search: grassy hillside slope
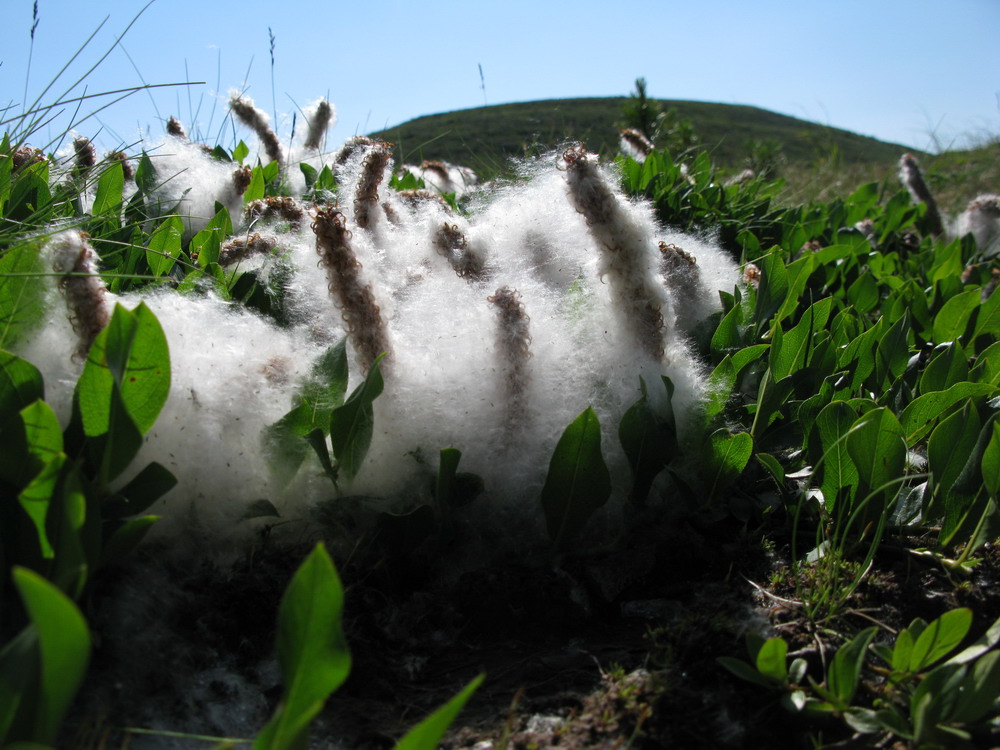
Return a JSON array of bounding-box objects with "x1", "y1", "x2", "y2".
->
[{"x1": 370, "y1": 97, "x2": 915, "y2": 174}]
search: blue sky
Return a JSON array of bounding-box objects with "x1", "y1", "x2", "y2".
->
[{"x1": 3, "y1": 0, "x2": 998, "y2": 155}]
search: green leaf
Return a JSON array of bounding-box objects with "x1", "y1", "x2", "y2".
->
[
  {"x1": 828, "y1": 627, "x2": 876, "y2": 706},
  {"x1": 921, "y1": 343, "x2": 969, "y2": 396},
  {"x1": 0, "y1": 351, "x2": 43, "y2": 421},
  {"x1": 983, "y1": 422, "x2": 1000, "y2": 497},
  {"x1": 927, "y1": 402, "x2": 981, "y2": 516},
  {"x1": 755, "y1": 637, "x2": 788, "y2": 683},
  {"x1": 874, "y1": 312, "x2": 911, "y2": 387},
  {"x1": 145, "y1": 215, "x2": 184, "y2": 277},
  {"x1": 244, "y1": 167, "x2": 265, "y2": 204},
  {"x1": 846, "y1": 407, "x2": 906, "y2": 509},
  {"x1": 190, "y1": 205, "x2": 232, "y2": 268},
  {"x1": 76, "y1": 302, "x2": 171, "y2": 437},
  {"x1": 253, "y1": 543, "x2": 351, "y2": 750},
  {"x1": 770, "y1": 298, "x2": 832, "y2": 381},
  {"x1": 933, "y1": 289, "x2": 979, "y2": 344},
  {"x1": 12, "y1": 567, "x2": 90, "y2": 745},
  {"x1": 0, "y1": 628, "x2": 35, "y2": 745},
  {"x1": 540, "y1": 407, "x2": 612, "y2": 550},
  {"x1": 909, "y1": 609, "x2": 973, "y2": 673},
  {"x1": 946, "y1": 615, "x2": 1000, "y2": 665},
  {"x1": 19, "y1": 400, "x2": 63, "y2": 469},
  {"x1": 300, "y1": 339, "x2": 350, "y2": 430},
  {"x1": 717, "y1": 656, "x2": 779, "y2": 689},
  {"x1": 300, "y1": 163, "x2": 317, "y2": 189},
  {"x1": 103, "y1": 462, "x2": 177, "y2": 519},
  {"x1": 951, "y1": 650, "x2": 1000, "y2": 723},
  {"x1": 619, "y1": 379, "x2": 678, "y2": 505},
  {"x1": 707, "y1": 429, "x2": 753, "y2": 499},
  {"x1": 754, "y1": 252, "x2": 789, "y2": 331},
  {"x1": 329, "y1": 354, "x2": 385, "y2": 479},
  {"x1": 242, "y1": 499, "x2": 281, "y2": 521},
  {"x1": 900, "y1": 382, "x2": 998, "y2": 444},
  {"x1": 0, "y1": 242, "x2": 49, "y2": 350},
  {"x1": 100, "y1": 515, "x2": 159, "y2": 566},
  {"x1": 971, "y1": 341, "x2": 1000, "y2": 384},
  {"x1": 391, "y1": 674, "x2": 484, "y2": 750},
  {"x1": 846, "y1": 271, "x2": 879, "y2": 314},
  {"x1": 91, "y1": 161, "x2": 124, "y2": 219},
  {"x1": 814, "y1": 401, "x2": 859, "y2": 510},
  {"x1": 233, "y1": 140, "x2": 250, "y2": 165},
  {"x1": 18, "y1": 454, "x2": 66, "y2": 560},
  {"x1": 973, "y1": 284, "x2": 1000, "y2": 339},
  {"x1": 134, "y1": 152, "x2": 157, "y2": 194}
]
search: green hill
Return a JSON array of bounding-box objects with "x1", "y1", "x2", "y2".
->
[{"x1": 370, "y1": 97, "x2": 916, "y2": 176}]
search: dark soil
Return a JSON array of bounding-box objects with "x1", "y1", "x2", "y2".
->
[{"x1": 68, "y1": 516, "x2": 1000, "y2": 750}]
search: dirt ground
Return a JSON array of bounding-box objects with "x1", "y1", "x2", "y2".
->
[{"x1": 70, "y1": 513, "x2": 1000, "y2": 750}]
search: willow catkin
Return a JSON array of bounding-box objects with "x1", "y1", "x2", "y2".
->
[
  {"x1": 658, "y1": 241, "x2": 703, "y2": 334},
  {"x1": 229, "y1": 93, "x2": 282, "y2": 166},
  {"x1": 107, "y1": 151, "x2": 134, "y2": 181},
  {"x1": 12, "y1": 146, "x2": 45, "y2": 171},
  {"x1": 489, "y1": 286, "x2": 532, "y2": 433},
  {"x1": 49, "y1": 231, "x2": 110, "y2": 359},
  {"x1": 304, "y1": 98, "x2": 334, "y2": 151},
  {"x1": 312, "y1": 206, "x2": 392, "y2": 373},
  {"x1": 218, "y1": 233, "x2": 278, "y2": 266},
  {"x1": 899, "y1": 153, "x2": 943, "y2": 237},
  {"x1": 166, "y1": 116, "x2": 188, "y2": 140},
  {"x1": 246, "y1": 197, "x2": 305, "y2": 230},
  {"x1": 956, "y1": 194, "x2": 1000, "y2": 256},
  {"x1": 432, "y1": 222, "x2": 488, "y2": 282},
  {"x1": 353, "y1": 142, "x2": 393, "y2": 231},
  {"x1": 619, "y1": 128, "x2": 653, "y2": 163},
  {"x1": 562, "y1": 145, "x2": 667, "y2": 360},
  {"x1": 334, "y1": 136, "x2": 378, "y2": 166},
  {"x1": 73, "y1": 136, "x2": 96, "y2": 175}
]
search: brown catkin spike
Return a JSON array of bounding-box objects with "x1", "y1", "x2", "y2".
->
[
  {"x1": 489, "y1": 286, "x2": 532, "y2": 432},
  {"x1": 12, "y1": 146, "x2": 45, "y2": 171},
  {"x1": 957, "y1": 194, "x2": 1000, "y2": 255},
  {"x1": 562, "y1": 145, "x2": 666, "y2": 360},
  {"x1": 899, "y1": 153, "x2": 943, "y2": 237},
  {"x1": 353, "y1": 142, "x2": 392, "y2": 231},
  {"x1": 304, "y1": 99, "x2": 333, "y2": 151},
  {"x1": 431, "y1": 222, "x2": 488, "y2": 282},
  {"x1": 312, "y1": 206, "x2": 392, "y2": 373},
  {"x1": 658, "y1": 242, "x2": 703, "y2": 335},
  {"x1": 166, "y1": 116, "x2": 188, "y2": 140},
  {"x1": 246, "y1": 197, "x2": 305, "y2": 230},
  {"x1": 334, "y1": 136, "x2": 378, "y2": 166},
  {"x1": 232, "y1": 166, "x2": 253, "y2": 196},
  {"x1": 107, "y1": 151, "x2": 134, "y2": 181},
  {"x1": 619, "y1": 128, "x2": 653, "y2": 162},
  {"x1": 398, "y1": 189, "x2": 451, "y2": 212},
  {"x1": 49, "y1": 231, "x2": 110, "y2": 359},
  {"x1": 73, "y1": 136, "x2": 96, "y2": 174},
  {"x1": 218, "y1": 233, "x2": 279, "y2": 266},
  {"x1": 229, "y1": 94, "x2": 283, "y2": 166}
]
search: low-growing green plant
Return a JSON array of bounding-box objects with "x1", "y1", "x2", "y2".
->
[{"x1": 719, "y1": 609, "x2": 1000, "y2": 748}]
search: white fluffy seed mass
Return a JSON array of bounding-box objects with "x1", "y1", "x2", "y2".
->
[{"x1": 24, "y1": 143, "x2": 741, "y2": 552}]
